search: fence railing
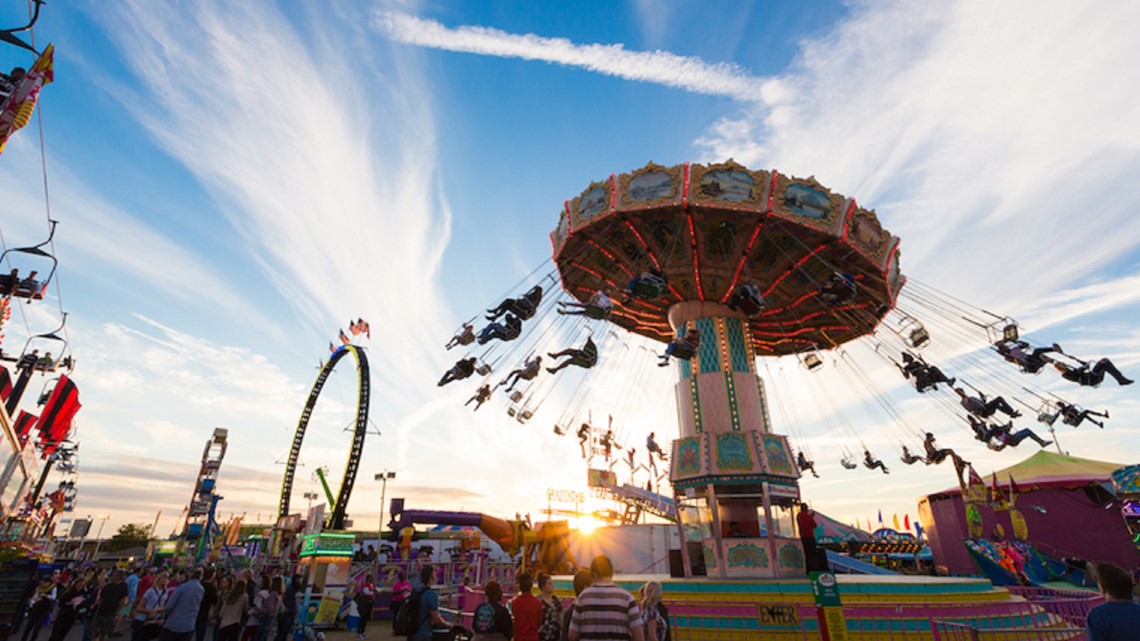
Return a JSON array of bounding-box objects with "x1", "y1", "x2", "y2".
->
[
  {"x1": 932, "y1": 620, "x2": 1085, "y2": 641},
  {"x1": 665, "y1": 594, "x2": 1096, "y2": 641}
]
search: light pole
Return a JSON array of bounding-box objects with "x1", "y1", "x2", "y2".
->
[
  {"x1": 90, "y1": 514, "x2": 111, "y2": 561},
  {"x1": 303, "y1": 492, "x2": 319, "y2": 510},
  {"x1": 375, "y1": 471, "x2": 396, "y2": 543}
]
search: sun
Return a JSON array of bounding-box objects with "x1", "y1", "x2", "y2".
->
[{"x1": 577, "y1": 515, "x2": 599, "y2": 535}]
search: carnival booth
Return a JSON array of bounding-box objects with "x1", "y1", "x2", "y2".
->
[{"x1": 298, "y1": 532, "x2": 354, "y2": 626}]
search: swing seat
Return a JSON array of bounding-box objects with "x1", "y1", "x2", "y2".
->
[
  {"x1": 508, "y1": 391, "x2": 523, "y2": 403},
  {"x1": 519, "y1": 410, "x2": 533, "y2": 421},
  {"x1": 907, "y1": 327, "x2": 930, "y2": 349},
  {"x1": 475, "y1": 363, "x2": 492, "y2": 376},
  {"x1": 801, "y1": 353, "x2": 823, "y2": 371},
  {"x1": 506, "y1": 407, "x2": 517, "y2": 417},
  {"x1": 840, "y1": 458, "x2": 857, "y2": 470},
  {"x1": 584, "y1": 305, "x2": 612, "y2": 320},
  {"x1": 736, "y1": 297, "x2": 765, "y2": 317},
  {"x1": 1038, "y1": 412, "x2": 1056, "y2": 425},
  {"x1": 1001, "y1": 323, "x2": 1019, "y2": 342},
  {"x1": 631, "y1": 278, "x2": 666, "y2": 299},
  {"x1": 571, "y1": 355, "x2": 598, "y2": 369},
  {"x1": 670, "y1": 344, "x2": 696, "y2": 361}
]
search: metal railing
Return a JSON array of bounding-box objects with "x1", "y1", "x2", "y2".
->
[
  {"x1": 665, "y1": 594, "x2": 1097, "y2": 641},
  {"x1": 932, "y1": 620, "x2": 1085, "y2": 641}
]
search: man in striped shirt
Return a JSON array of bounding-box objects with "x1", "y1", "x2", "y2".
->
[{"x1": 568, "y1": 555, "x2": 645, "y2": 641}]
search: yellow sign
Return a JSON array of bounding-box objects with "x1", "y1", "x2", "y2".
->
[
  {"x1": 822, "y1": 606, "x2": 848, "y2": 641},
  {"x1": 313, "y1": 587, "x2": 343, "y2": 625}
]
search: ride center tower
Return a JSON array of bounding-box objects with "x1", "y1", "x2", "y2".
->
[{"x1": 551, "y1": 161, "x2": 905, "y2": 578}]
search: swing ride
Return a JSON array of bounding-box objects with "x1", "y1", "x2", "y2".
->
[{"x1": 436, "y1": 159, "x2": 1134, "y2": 584}]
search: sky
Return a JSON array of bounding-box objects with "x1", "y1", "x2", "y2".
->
[{"x1": 0, "y1": 0, "x2": 1138, "y2": 543}]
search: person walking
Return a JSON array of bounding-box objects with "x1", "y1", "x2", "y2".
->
[
  {"x1": 537, "y1": 573, "x2": 562, "y2": 641},
  {"x1": 132, "y1": 572, "x2": 169, "y2": 641},
  {"x1": 510, "y1": 574, "x2": 541, "y2": 641},
  {"x1": 389, "y1": 573, "x2": 411, "y2": 633},
  {"x1": 161, "y1": 569, "x2": 204, "y2": 641},
  {"x1": 409, "y1": 565, "x2": 451, "y2": 641},
  {"x1": 636, "y1": 582, "x2": 668, "y2": 641},
  {"x1": 93, "y1": 571, "x2": 129, "y2": 641},
  {"x1": 274, "y1": 576, "x2": 299, "y2": 641},
  {"x1": 560, "y1": 571, "x2": 592, "y2": 641},
  {"x1": 568, "y1": 556, "x2": 644, "y2": 641},
  {"x1": 1086, "y1": 561, "x2": 1140, "y2": 641},
  {"x1": 20, "y1": 578, "x2": 57, "y2": 641},
  {"x1": 471, "y1": 580, "x2": 512, "y2": 641},
  {"x1": 215, "y1": 580, "x2": 248, "y2": 641},
  {"x1": 797, "y1": 502, "x2": 820, "y2": 572}
]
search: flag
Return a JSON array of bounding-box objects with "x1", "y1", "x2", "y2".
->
[
  {"x1": 33, "y1": 375, "x2": 80, "y2": 451},
  {"x1": 0, "y1": 44, "x2": 53, "y2": 155},
  {"x1": 915, "y1": 521, "x2": 924, "y2": 538},
  {"x1": 966, "y1": 464, "x2": 988, "y2": 504},
  {"x1": 13, "y1": 411, "x2": 36, "y2": 446},
  {"x1": 877, "y1": 510, "x2": 883, "y2": 525},
  {"x1": 904, "y1": 514, "x2": 910, "y2": 531},
  {"x1": 328, "y1": 342, "x2": 336, "y2": 354},
  {"x1": 893, "y1": 514, "x2": 900, "y2": 531},
  {"x1": 358, "y1": 318, "x2": 371, "y2": 339},
  {"x1": 991, "y1": 471, "x2": 1007, "y2": 506},
  {"x1": 0, "y1": 364, "x2": 10, "y2": 402},
  {"x1": 338, "y1": 329, "x2": 350, "y2": 345},
  {"x1": 1008, "y1": 474, "x2": 1020, "y2": 499}
]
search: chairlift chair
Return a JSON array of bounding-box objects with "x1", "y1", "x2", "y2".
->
[
  {"x1": 15, "y1": 314, "x2": 68, "y2": 374},
  {"x1": 0, "y1": 220, "x2": 58, "y2": 302}
]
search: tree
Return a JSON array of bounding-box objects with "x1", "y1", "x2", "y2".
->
[{"x1": 104, "y1": 523, "x2": 151, "y2": 552}]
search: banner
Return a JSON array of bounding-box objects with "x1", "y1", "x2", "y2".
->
[{"x1": 0, "y1": 44, "x2": 53, "y2": 154}]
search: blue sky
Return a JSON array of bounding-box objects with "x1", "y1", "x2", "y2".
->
[{"x1": 1, "y1": 1, "x2": 1138, "y2": 539}]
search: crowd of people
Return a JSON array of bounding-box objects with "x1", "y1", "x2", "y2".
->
[
  {"x1": 12, "y1": 565, "x2": 311, "y2": 641},
  {"x1": 465, "y1": 555, "x2": 667, "y2": 641}
]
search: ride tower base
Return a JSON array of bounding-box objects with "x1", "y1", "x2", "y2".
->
[{"x1": 666, "y1": 302, "x2": 805, "y2": 579}]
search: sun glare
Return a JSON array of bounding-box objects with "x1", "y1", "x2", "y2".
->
[{"x1": 577, "y1": 515, "x2": 598, "y2": 535}]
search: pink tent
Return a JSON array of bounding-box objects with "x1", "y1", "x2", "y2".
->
[{"x1": 918, "y1": 450, "x2": 1138, "y2": 575}]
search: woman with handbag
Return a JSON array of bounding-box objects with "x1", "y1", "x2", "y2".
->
[{"x1": 132, "y1": 572, "x2": 169, "y2": 641}]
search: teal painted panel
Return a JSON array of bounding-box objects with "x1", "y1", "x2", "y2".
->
[
  {"x1": 696, "y1": 317, "x2": 720, "y2": 373},
  {"x1": 725, "y1": 317, "x2": 752, "y2": 372}
]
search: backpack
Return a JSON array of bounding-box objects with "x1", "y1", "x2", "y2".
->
[
  {"x1": 471, "y1": 602, "x2": 496, "y2": 633},
  {"x1": 393, "y1": 587, "x2": 425, "y2": 636}
]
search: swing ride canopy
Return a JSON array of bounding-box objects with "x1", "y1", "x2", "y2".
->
[{"x1": 550, "y1": 160, "x2": 905, "y2": 356}]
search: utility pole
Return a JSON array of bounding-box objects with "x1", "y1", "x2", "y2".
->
[
  {"x1": 375, "y1": 471, "x2": 396, "y2": 543},
  {"x1": 90, "y1": 515, "x2": 111, "y2": 560}
]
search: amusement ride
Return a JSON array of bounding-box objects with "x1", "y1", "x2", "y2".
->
[{"x1": 431, "y1": 159, "x2": 1134, "y2": 577}]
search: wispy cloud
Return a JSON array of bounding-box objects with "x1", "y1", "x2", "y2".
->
[
  {"x1": 375, "y1": 10, "x2": 771, "y2": 102},
  {"x1": 693, "y1": 1, "x2": 1140, "y2": 305},
  {"x1": 95, "y1": 0, "x2": 454, "y2": 406}
]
